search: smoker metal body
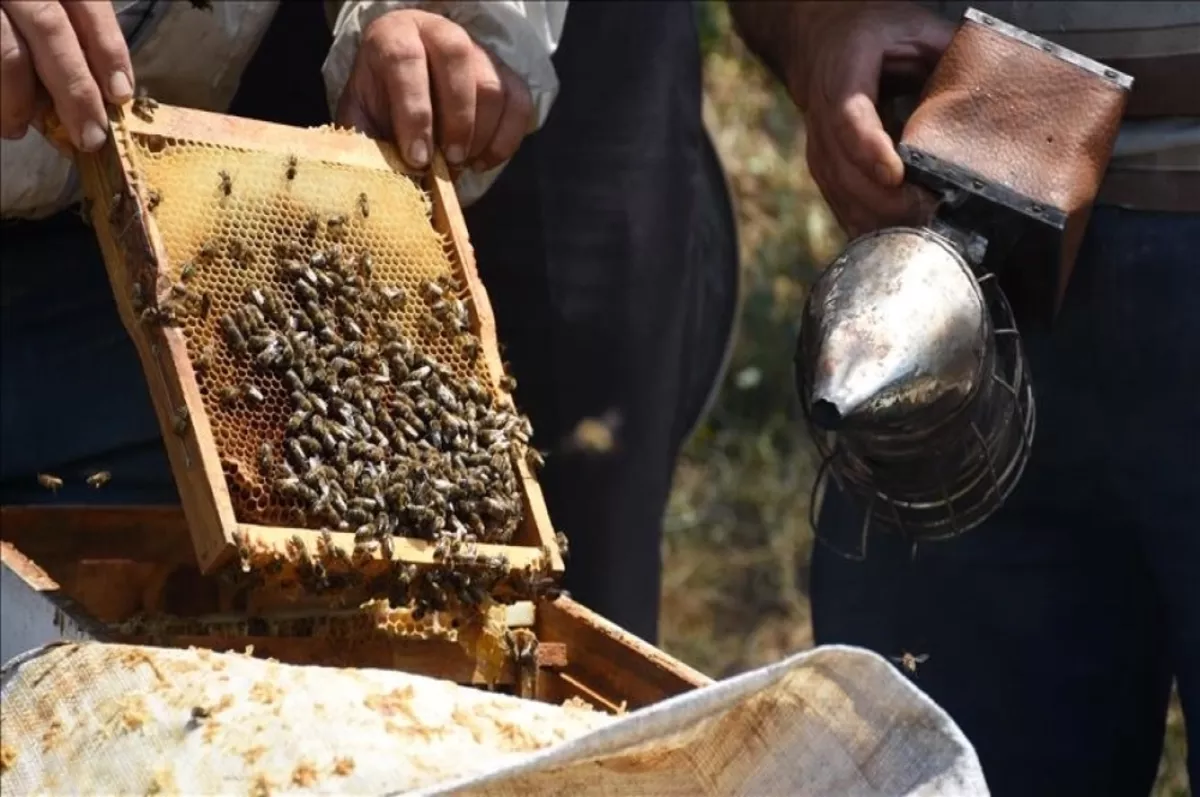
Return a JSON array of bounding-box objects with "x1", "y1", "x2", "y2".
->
[{"x1": 795, "y1": 8, "x2": 1131, "y2": 553}]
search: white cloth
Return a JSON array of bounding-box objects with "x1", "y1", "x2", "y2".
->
[{"x1": 0, "y1": 641, "x2": 989, "y2": 796}]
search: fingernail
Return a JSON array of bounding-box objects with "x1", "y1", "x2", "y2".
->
[
  {"x1": 109, "y1": 71, "x2": 133, "y2": 102},
  {"x1": 445, "y1": 144, "x2": 465, "y2": 165},
  {"x1": 80, "y1": 120, "x2": 108, "y2": 152},
  {"x1": 408, "y1": 139, "x2": 429, "y2": 168}
]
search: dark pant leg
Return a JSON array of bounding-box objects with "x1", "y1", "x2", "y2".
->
[
  {"x1": 811, "y1": 206, "x2": 1197, "y2": 797},
  {"x1": 0, "y1": 214, "x2": 177, "y2": 505},
  {"x1": 1098, "y1": 210, "x2": 1200, "y2": 788}
]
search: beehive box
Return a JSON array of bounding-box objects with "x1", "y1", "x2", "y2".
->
[
  {"x1": 55, "y1": 100, "x2": 562, "y2": 588},
  {"x1": 0, "y1": 508, "x2": 710, "y2": 710}
]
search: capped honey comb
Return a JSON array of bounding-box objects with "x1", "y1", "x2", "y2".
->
[{"x1": 65, "y1": 101, "x2": 562, "y2": 580}]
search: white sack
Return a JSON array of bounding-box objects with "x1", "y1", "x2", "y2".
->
[{"x1": 0, "y1": 642, "x2": 988, "y2": 796}]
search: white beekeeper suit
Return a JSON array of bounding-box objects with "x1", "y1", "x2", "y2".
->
[{"x1": 0, "y1": 0, "x2": 568, "y2": 221}]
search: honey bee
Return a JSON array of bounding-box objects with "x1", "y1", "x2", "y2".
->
[
  {"x1": 198, "y1": 292, "x2": 212, "y2": 320},
  {"x1": 193, "y1": 345, "x2": 213, "y2": 372},
  {"x1": 220, "y1": 315, "x2": 246, "y2": 353},
  {"x1": 86, "y1": 470, "x2": 112, "y2": 489},
  {"x1": 326, "y1": 214, "x2": 348, "y2": 242},
  {"x1": 131, "y1": 89, "x2": 158, "y2": 122},
  {"x1": 242, "y1": 383, "x2": 265, "y2": 407},
  {"x1": 554, "y1": 530, "x2": 569, "y2": 560},
  {"x1": 218, "y1": 385, "x2": 241, "y2": 408},
  {"x1": 499, "y1": 374, "x2": 517, "y2": 392},
  {"x1": 77, "y1": 196, "x2": 94, "y2": 226},
  {"x1": 228, "y1": 238, "x2": 253, "y2": 267},
  {"x1": 179, "y1": 262, "x2": 196, "y2": 282},
  {"x1": 303, "y1": 214, "x2": 320, "y2": 239},
  {"x1": 37, "y1": 473, "x2": 64, "y2": 492},
  {"x1": 357, "y1": 192, "x2": 369, "y2": 218},
  {"x1": 258, "y1": 443, "x2": 273, "y2": 474},
  {"x1": 146, "y1": 188, "x2": 161, "y2": 211},
  {"x1": 218, "y1": 169, "x2": 232, "y2": 196},
  {"x1": 525, "y1": 446, "x2": 545, "y2": 472},
  {"x1": 892, "y1": 652, "x2": 930, "y2": 675},
  {"x1": 285, "y1": 155, "x2": 298, "y2": 181},
  {"x1": 172, "y1": 405, "x2": 190, "y2": 436},
  {"x1": 198, "y1": 239, "x2": 219, "y2": 262}
]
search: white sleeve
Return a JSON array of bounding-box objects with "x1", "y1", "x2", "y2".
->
[{"x1": 322, "y1": 1, "x2": 568, "y2": 207}]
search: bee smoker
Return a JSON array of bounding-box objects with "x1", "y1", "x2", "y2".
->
[{"x1": 795, "y1": 8, "x2": 1132, "y2": 554}]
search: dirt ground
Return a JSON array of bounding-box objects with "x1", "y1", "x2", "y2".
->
[{"x1": 657, "y1": 5, "x2": 1190, "y2": 795}]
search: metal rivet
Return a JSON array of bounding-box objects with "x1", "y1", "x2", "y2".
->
[
  {"x1": 972, "y1": 179, "x2": 984, "y2": 190},
  {"x1": 1104, "y1": 69, "x2": 1118, "y2": 79},
  {"x1": 1029, "y1": 204, "x2": 1042, "y2": 214},
  {"x1": 983, "y1": 16, "x2": 994, "y2": 25},
  {"x1": 1041, "y1": 43, "x2": 1053, "y2": 52}
]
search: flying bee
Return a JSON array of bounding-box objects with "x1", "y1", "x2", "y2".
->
[
  {"x1": 86, "y1": 470, "x2": 112, "y2": 489},
  {"x1": 145, "y1": 188, "x2": 161, "y2": 212},
  {"x1": 357, "y1": 192, "x2": 369, "y2": 218},
  {"x1": 218, "y1": 169, "x2": 232, "y2": 196},
  {"x1": 37, "y1": 473, "x2": 63, "y2": 492},
  {"x1": 285, "y1": 155, "x2": 298, "y2": 181},
  {"x1": 172, "y1": 405, "x2": 190, "y2": 436},
  {"x1": 130, "y1": 282, "x2": 146, "y2": 314},
  {"x1": 525, "y1": 446, "x2": 545, "y2": 472},
  {"x1": 892, "y1": 652, "x2": 930, "y2": 675},
  {"x1": 77, "y1": 196, "x2": 94, "y2": 226},
  {"x1": 242, "y1": 383, "x2": 265, "y2": 407}
]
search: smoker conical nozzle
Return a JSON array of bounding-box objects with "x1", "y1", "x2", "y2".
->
[{"x1": 797, "y1": 228, "x2": 990, "y2": 431}]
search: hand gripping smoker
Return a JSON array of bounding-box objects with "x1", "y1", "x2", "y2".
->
[{"x1": 795, "y1": 8, "x2": 1132, "y2": 556}]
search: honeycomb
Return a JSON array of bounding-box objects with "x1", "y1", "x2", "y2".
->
[{"x1": 75, "y1": 101, "x2": 556, "y2": 568}]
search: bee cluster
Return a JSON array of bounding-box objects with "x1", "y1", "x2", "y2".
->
[{"x1": 202, "y1": 216, "x2": 541, "y2": 568}]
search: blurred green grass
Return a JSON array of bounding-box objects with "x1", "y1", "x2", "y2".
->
[{"x1": 658, "y1": 4, "x2": 1189, "y2": 794}]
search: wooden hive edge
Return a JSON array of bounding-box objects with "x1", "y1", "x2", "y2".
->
[{"x1": 68, "y1": 101, "x2": 562, "y2": 577}]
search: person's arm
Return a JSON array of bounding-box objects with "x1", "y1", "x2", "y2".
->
[
  {"x1": 728, "y1": 1, "x2": 953, "y2": 237},
  {"x1": 320, "y1": 0, "x2": 566, "y2": 206},
  {"x1": 728, "y1": 2, "x2": 817, "y2": 102}
]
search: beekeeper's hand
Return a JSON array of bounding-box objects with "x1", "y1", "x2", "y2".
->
[
  {"x1": 783, "y1": 2, "x2": 953, "y2": 238},
  {"x1": 0, "y1": 1, "x2": 133, "y2": 149},
  {"x1": 338, "y1": 9, "x2": 534, "y2": 173}
]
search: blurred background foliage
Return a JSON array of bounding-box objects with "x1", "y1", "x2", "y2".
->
[{"x1": 659, "y1": 3, "x2": 1188, "y2": 794}]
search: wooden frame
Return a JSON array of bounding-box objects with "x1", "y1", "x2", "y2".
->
[
  {"x1": 0, "y1": 507, "x2": 710, "y2": 711},
  {"x1": 57, "y1": 102, "x2": 562, "y2": 578}
]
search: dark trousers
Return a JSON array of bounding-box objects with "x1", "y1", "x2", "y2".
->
[{"x1": 813, "y1": 205, "x2": 1200, "y2": 796}]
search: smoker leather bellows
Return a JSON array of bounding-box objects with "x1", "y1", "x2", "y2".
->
[{"x1": 796, "y1": 8, "x2": 1132, "y2": 551}]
